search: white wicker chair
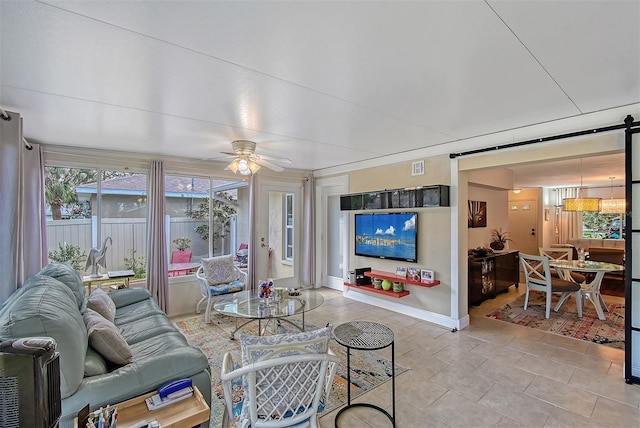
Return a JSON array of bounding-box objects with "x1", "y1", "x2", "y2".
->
[
  {"x1": 196, "y1": 264, "x2": 247, "y2": 323},
  {"x1": 221, "y1": 350, "x2": 340, "y2": 428}
]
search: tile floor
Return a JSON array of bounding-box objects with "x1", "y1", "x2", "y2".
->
[{"x1": 303, "y1": 286, "x2": 639, "y2": 428}]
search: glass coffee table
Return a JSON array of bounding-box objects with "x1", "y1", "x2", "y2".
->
[{"x1": 213, "y1": 288, "x2": 324, "y2": 339}]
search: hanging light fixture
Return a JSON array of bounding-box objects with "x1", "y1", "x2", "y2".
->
[
  {"x1": 600, "y1": 176, "x2": 626, "y2": 213},
  {"x1": 562, "y1": 159, "x2": 601, "y2": 212},
  {"x1": 226, "y1": 156, "x2": 260, "y2": 175}
]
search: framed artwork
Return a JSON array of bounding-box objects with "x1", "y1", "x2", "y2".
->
[
  {"x1": 396, "y1": 267, "x2": 407, "y2": 278},
  {"x1": 468, "y1": 200, "x2": 487, "y2": 228},
  {"x1": 421, "y1": 269, "x2": 434, "y2": 283},
  {"x1": 407, "y1": 267, "x2": 421, "y2": 282}
]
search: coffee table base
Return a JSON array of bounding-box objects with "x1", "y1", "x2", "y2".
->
[{"x1": 228, "y1": 313, "x2": 307, "y2": 339}]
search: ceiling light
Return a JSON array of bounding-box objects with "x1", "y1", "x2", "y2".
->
[
  {"x1": 600, "y1": 176, "x2": 626, "y2": 214},
  {"x1": 562, "y1": 159, "x2": 601, "y2": 212},
  {"x1": 226, "y1": 157, "x2": 261, "y2": 176},
  {"x1": 512, "y1": 189, "x2": 522, "y2": 194}
]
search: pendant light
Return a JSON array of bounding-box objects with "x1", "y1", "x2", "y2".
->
[
  {"x1": 600, "y1": 176, "x2": 626, "y2": 213},
  {"x1": 562, "y1": 159, "x2": 601, "y2": 212}
]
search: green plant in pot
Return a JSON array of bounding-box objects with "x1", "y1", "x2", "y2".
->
[{"x1": 489, "y1": 228, "x2": 512, "y2": 251}]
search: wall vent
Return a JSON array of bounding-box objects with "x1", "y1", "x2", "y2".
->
[{"x1": 412, "y1": 161, "x2": 425, "y2": 176}]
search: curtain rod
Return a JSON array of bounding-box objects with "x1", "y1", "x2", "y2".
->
[
  {"x1": 449, "y1": 115, "x2": 638, "y2": 159},
  {"x1": 0, "y1": 107, "x2": 33, "y2": 150}
]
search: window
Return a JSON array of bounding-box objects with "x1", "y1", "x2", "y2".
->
[
  {"x1": 45, "y1": 167, "x2": 148, "y2": 281},
  {"x1": 582, "y1": 212, "x2": 625, "y2": 239},
  {"x1": 165, "y1": 175, "x2": 249, "y2": 275},
  {"x1": 284, "y1": 193, "x2": 293, "y2": 261}
]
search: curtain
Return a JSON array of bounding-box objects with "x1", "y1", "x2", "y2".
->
[
  {"x1": 557, "y1": 187, "x2": 581, "y2": 244},
  {"x1": 247, "y1": 173, "x2": 260, "y2": 290},
  {"x1": 146, "y1": 160, "x2": 169, "y2": 312},
  {"x1": 0, "y1": 111, "x2": 47, "y2": 302},
  {"x1": 301, "y1": 177, "x2": 315, "y2": 287}
]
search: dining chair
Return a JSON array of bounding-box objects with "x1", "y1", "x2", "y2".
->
[
  {"x1": 538, "y1": 247, "x2": 586, "y2": 284},
  {"x1": 520, "y1": 253, "x2": 583, "y2": 319}
]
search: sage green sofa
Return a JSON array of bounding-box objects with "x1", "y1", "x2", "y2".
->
[{"x1": 0, "y1": 263, "x2": 211, "y2": 428}]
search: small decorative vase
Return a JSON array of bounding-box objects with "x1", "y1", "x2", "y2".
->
[
  {"x1": 373, "y1": 278, "x2": 383, "y2": 289},
  {"x1": 393, "y1": 282, "x2": 404, "y2": 292},
  {"x1": 258, "y1": 278, "x2": 274, "y2": 299},
  {"x1": 489, "y1": 241, "x2": 504, "y2": 251}
]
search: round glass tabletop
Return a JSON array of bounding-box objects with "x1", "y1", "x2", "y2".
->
[{"x1": 213, "y1": 288, "x2": 324, "y2": 320}]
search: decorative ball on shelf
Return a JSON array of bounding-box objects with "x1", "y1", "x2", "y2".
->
[{"x1": 381, "y1": 279, "x2": 393, "y2": 291}]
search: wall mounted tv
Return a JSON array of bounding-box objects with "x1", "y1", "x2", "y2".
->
[{"x1": 354, "y1": 212, "x2": 418, "y2": 263}]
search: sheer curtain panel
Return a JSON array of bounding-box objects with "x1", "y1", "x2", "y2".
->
[
  {"x1": 147, "y1": 160, "x2": 169, "y2": 312},
  {"x1": 0, "y1": 110, "x2": 46, "y2": 302},
  {"x1": 301, "y1": 177, "x2": 315, "y2": 286}
]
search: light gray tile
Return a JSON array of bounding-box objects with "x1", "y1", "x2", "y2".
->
[
  {"x1": 475, "y1": 359, "x2": 536, "y2": 392},
  {"x1": 544, "y1": 406, "x2": 611, "y2": 428},
  {"x1": 569, "y1": 368, "x2": 640, "y2": 408},
  {"x1": 590, "y1": 396, "x2": 640, "y2": 428},
  {"x1": 552, "y1": 348, "x2": 612, "y2": 375},
  {"x1": 478, "y1": 383, "x2": 555, "y2": 428},
  {"x1": 525, "y1": 376, "x2": 598, "y2": 416},
  {"x1": 429, "y1": 365, "x2": 496, "y2": 402},
  {"x1": 424, "y1": 390, "x2": 504, "y2": 428},
  {"x1": 515, "y1": 353, "x2": 575, "y2": 384}
]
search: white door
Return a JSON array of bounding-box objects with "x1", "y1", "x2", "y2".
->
[
  {"x1": 508, "y1": 199, "x2": 539, "y2": 255},
  {"x1": 315, "y1": 177, "x2": 348, "y2": 290},
  {"x1": 257, "y1": 182, "x2": 303, "y2": 288}
]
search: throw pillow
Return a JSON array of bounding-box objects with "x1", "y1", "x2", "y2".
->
[
  {"x1": 87, "y1": 288, "x2": 116, "y2": 322},
  {"x1": 201, "y1": 255, "x2": 237, "y2": 285},
  {"x1": 83, "y1": 308, "x2": 133, "y2": 365}
]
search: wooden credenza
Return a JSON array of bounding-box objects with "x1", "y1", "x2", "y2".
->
[{"x1": 468, "y1": 251, "x2": 519, "y2": 306}]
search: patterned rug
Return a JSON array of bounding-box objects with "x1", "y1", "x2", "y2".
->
[
  {"x1": 174, "y1": 314, "x2": 407, "y2": 427},
  {"x1": 485, "y1": 293, "x2": 625, "y2": 350}
]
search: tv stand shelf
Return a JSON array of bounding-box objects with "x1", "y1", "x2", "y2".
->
[
  {"x1": 344, "y1": 270, "x2": 440, "y2": 299},
  {"x1": 365, "y1": 270, "x2": 440, "y2": 288},
  {"x1": 344, "y1": 282, "x2": 410, "y2": 298}
]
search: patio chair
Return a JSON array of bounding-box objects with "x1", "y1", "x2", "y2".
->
[
  {"x1": 221, "y1": 325, "x2": 339, "y2": 428},
  {"x1": 520, "y1": 253, "x2": 582, "y2": 319},
  {"x1": 196, "y1": 254, "x2": 247, "y2": 323}
]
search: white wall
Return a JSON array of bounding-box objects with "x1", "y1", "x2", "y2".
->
[{"x1": 467, "y1": 185, "x2": 509, "y2": 249}]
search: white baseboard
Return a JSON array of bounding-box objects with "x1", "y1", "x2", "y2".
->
[{"x1": 343, "y1": 288, "x2": 468, "y2": 331}]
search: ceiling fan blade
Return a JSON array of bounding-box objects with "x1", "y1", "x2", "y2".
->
[
  {"x1": 256, "y1": 154, "x2": 292, "y2": 164},
  {"x1": 253, "y1": 157, "x2": 285, "y2": 172}
]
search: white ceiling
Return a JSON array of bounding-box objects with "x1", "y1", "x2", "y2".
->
[{"x1": 1, "y1": 1, "x2": 638, "y2": 183}]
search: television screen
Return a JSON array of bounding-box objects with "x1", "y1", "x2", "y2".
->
[{"x1": 354, "y1": 212, "x2": 417, "y2": 262}]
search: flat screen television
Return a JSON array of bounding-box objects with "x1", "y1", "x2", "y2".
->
[{"x1": 354, "y1": 212, "x2": 418, "y2": 263}]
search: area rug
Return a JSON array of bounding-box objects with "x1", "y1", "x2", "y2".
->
[
  {"x1": 485, "y1": 293, "x2": 625, "y2": 350},
  {"x1": 174, "y1": 314, "x2": 408, "y2": 427}
]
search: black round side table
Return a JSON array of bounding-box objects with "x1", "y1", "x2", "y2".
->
[{"x1": 333, "y1": 320, "x2": 395, "y2": 427}]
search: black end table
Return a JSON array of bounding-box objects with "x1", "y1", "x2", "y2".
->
[{"x1": 333, "y1": 320, "x2": 395, "y2": 427}]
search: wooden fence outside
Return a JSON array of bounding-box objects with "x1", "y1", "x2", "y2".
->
[{"x1": 46, "y1": 217, "x2": 230, "y2": 273}]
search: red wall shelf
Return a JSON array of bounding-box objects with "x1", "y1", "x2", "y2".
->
[
  {"x1": 364, "y1": 270, "x2": 440, "y2": 288},
  {"x1": 344, "y1": 282, "x2": 410, "y2": 298}
]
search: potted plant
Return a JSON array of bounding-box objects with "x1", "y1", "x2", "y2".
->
[
  {"x1": 172, "y1": 237, "x2": 191, "y2": 251},
  {"x1": 489, "y1": 228, "x2": 512, "y2": 251}
]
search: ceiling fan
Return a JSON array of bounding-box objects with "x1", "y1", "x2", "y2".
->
[{"x1": 223, "y1": 140, "x2": 292, "y2": 175}]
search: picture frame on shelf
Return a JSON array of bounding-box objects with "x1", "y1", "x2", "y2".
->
[
  {"x1": 407, "y1": 267, "x2": 421, "y2": 282},
  {"x1": 421, "y1": 269, "x2": 434, "y2": 283},
  {"x1": 396, "y1": 266, "x2": 407, "y2": 278}
]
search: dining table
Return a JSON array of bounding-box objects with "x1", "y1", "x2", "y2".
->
[{"x1": 548, "y1": 259, "x2": 624, "y2": 321}]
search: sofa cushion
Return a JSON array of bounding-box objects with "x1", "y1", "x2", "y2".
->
[
  {"x1": 0, "y1": 275, "x2": 87, "y2": 398},
  {"x1": 39, "y1": 262, "x2": 86, "y2": 310},
  {"x1": 87, "y1": 289, "x2": 116, "y2": 322},
  {"x1": 84, "y1": 347, "x2": 108, "y2": 377},
  {"x1": 202, "y1": 255, "x2": 237, "y2": 285},
  {"x1": 83, "y1": 308, "x2": 133, "y2": 365}
]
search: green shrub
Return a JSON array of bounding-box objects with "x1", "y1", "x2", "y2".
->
[
  {"x1": 48, "y1": 242, "x2": 86, "y2": 274},
  {"x1": 123, "y1": 249, "x2": 146, "y2": 279}
]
